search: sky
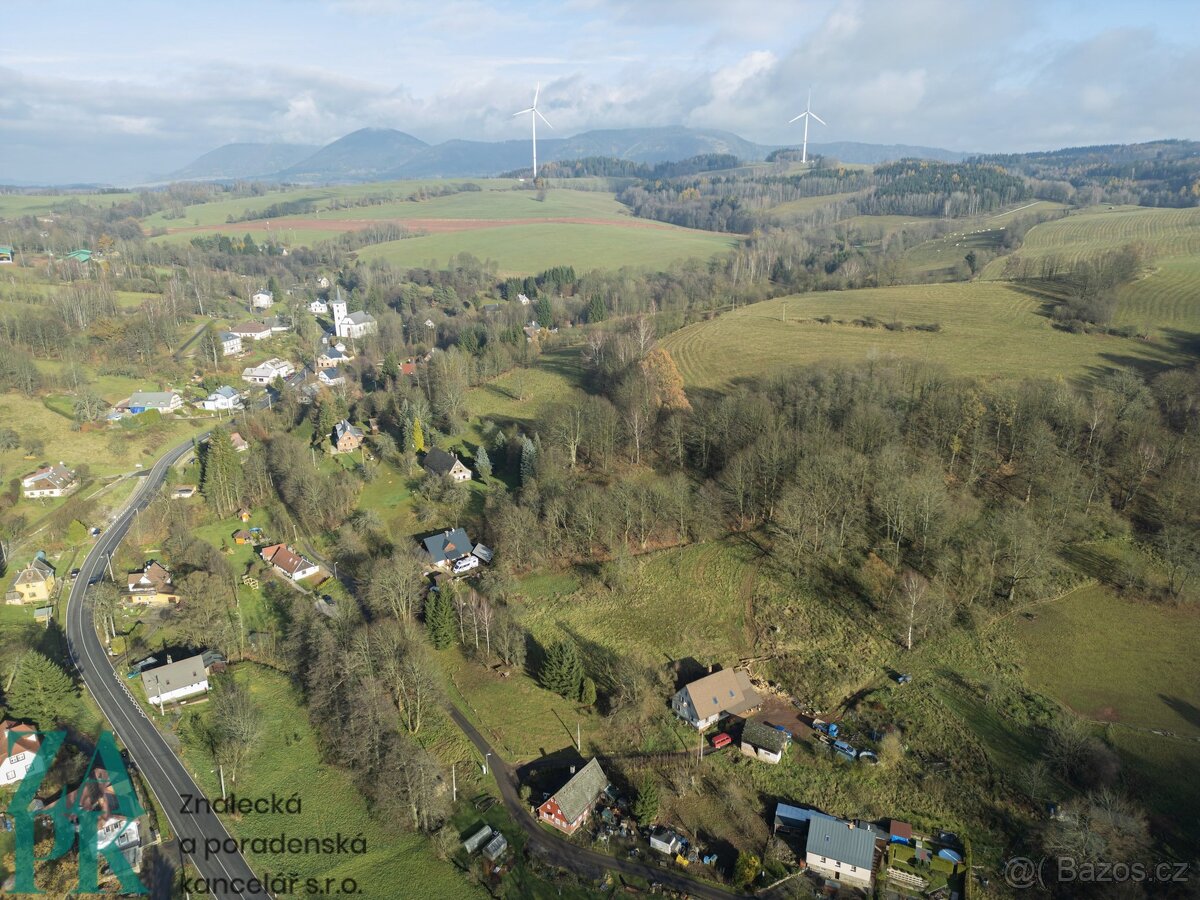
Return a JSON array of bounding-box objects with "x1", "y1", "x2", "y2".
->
[{"x1": 2, "y1": 0, "x2": 1198, "y2": 184}]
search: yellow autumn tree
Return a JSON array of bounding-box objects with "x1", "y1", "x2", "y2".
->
[{"x1": 638, "y1": 347, "x2": 691, "y2": 413}]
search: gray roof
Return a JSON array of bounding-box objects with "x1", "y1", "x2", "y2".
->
[
  {"x1": 774, "y1": 803, "x2": 818, "y2": 831},
  {"x1": 804, "y1": 813, "x2": 876, "y2": 871},
  {"x1": 334, "y1": 419, "x2": 363, "y2": 442},
  {"x1": 212, "y1": 386, "x2": 239, "y2": 400},
  {"x1": 344, "y1": 310, "x2": 375, "y2": 325},
  {"x1": 141, "y1": 653, "x2": 207, "y2": 700},
  {"x1": 320, "y1": 346, "x2": 348, "y2": 360},
  {"x1": 548, "y1": 758, "x2": 608, "y2": 824},
  {"x1": 219, "y1": 331, "x2": 239, "y2": 341},
  {"x1": 423, "y1": 528, "x2": 472, "y2": 564},
  {"x1": 423, "y1": 447, "x2": 462, "y2": 476},
  {"x1": 742, "y1": 719, "x2": 791, "y2": 754},
  {"x1": 128, "y1": 391, "x2": 177, "y2": 408}
]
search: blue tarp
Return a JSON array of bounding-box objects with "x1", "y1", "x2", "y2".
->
[{"x1": 938, "y1": 849, "x2": 963, "y2": 863}]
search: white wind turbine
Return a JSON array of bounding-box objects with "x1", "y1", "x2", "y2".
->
[
  {"x1": 513, "y1": 83, "x2": 553, "y2": 180},
  {"x1": 788, "y1": 88, "x2": 826, "y2": 164}
]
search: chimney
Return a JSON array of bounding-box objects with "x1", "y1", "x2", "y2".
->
[
  {"x1": 166, "y1": 654, "x2": 173, "y2": 664},
  {"x1": 848, "y1": 821, "x2": 855, "y2": 829}
]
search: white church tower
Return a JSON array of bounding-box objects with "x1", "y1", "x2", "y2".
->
[{"x1": 330, "y1": 287, "x2": 348, "y2": 336}]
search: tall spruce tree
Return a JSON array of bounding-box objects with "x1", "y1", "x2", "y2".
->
[
  {"x1": 474, "y1": 445, "x2": 492, "y2": 479},
  {"x1": 520, "y1": 436, "x2": 538, "y2": 485},
  {"x1": 539, "y1": 638, "x2": 583, "y2": 699},
  {"x1": 632, "y1": 774, "x2": 660, "y2": 824},
  {"x1": 200, "y1": 428, "x2": 242, "y2": 516},
  {"x1": 6, "y1": 652, "x2": 76, "y2": 728},
  {"x1": 424, "y1": 588, "x2": 455, "y2": 649}
]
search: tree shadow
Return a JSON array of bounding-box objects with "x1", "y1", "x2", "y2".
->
[{"x1": 1158, "y1": 695, "x2": 1200, "y2": 731}]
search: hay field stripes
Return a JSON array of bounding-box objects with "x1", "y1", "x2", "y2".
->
[{"x1": 662, "y1": 282, "x2": 1181, "y2": 389}]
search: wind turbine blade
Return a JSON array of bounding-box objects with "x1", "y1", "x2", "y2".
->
[
  {"x1": 513, "y1": 108, "x2": 534, "y2": 116},
  {"x1": 810, "y1": 113, "x2": 827, "y2": 126},
  {"x1": 534, "y1": 82, "x2": 540, "y2": 107},
  {"x1": 788, "y1": 112, "x2": 807, "y2": 124},
  {"x1": 535, "y1": 108, "x2": 553, "y2": 128}
]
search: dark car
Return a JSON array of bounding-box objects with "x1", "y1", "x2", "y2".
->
[{"x1": 69, "y1": 569, "x2": 81, "y2": 580}]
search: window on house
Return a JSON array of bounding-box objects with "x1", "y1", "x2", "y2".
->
[
  {"x1": 820, "y1": 857, "x2": 826, "y2": 864},
  {"x1": 835, "y1": 861, "x2": 841, "y2": 868},
  {"x1": 851, "y1": 866, "x2": 857, "y2": 872}
]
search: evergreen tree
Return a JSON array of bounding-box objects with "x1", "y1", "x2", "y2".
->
[
  {"x1": 632, "y1": 774, "x2": 659, "y2": 824},
  {"x1": 539, "y1": 639, "x2": 582, "y2": 699},
  {"x1": 587, "y1": 294, "x2": 606, "y2": 323},
  {"x1": 200, "y1": 428, "x2": 242, "y2": 516},
  {"x1": 474, "y1": 445, "x2": 492, "y2": 480},
  {"x1": 412, "y1": 418, "x2": 426, "y2": 454},
  {"x1": 312, "y1": 394, "x2": 338, "y2": 447},
  {"x1": 6, "y1": 652, "x2": 76, "y2": 728},
  {"x1": 381, "y1": 352, "x2": 401, "y2": 383},
  {"x1": 424, "y1": 589, "x2": 455, "y2": 649},
  {"x1": 520, "y1": 436, "x2": 538, "y2": 485},
  {"x1": 534, "y1": 296, "x2": 553, "y2": 326},
  {"x1": 579, "y1": 675, "x2": 597, "y2": 706}
]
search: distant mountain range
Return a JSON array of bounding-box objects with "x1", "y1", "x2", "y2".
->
[{"x1": 168, "y1": 127, "x2": 969, "y2": 183}]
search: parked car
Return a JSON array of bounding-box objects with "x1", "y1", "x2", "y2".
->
[
  {"x1": 452, "y1": 556, "x2": 480, "y2": 575},
  {"x1": 710, "y1": 732, "x2": 732, "y2": 749}
]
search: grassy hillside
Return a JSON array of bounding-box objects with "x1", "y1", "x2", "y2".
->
[
  {"x1": 981, "y1": 205, "x2": 1200, "y2": 335},
  {"x1": 359, "y1": 221, "x2": 737, "y2": 276},
  {"x1": 662, "y1": 283, "x2": 1179, "y2": 390}
]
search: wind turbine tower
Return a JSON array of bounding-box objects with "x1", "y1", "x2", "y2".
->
[
  {"x1": 788, "y1": 88, "x2": 827, "y2": 164},
  {"x1": 513, "y1": 83, "x2": 553, "y2": 180}
]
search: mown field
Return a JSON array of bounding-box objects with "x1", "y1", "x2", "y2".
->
[
  {"x1": 661, "y1": 283, "x2": 1180, "y2": 390},
  {"x1": 981, "y1": 205, "x2": 1200, "y2": 336},
  {"x1": 1015, "y1": 585, "x2": 1200, "y2": 737},
  {"x1": 178, "y1": 665, "x2": 485, "y2": 900}
]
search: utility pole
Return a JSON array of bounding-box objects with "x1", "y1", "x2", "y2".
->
[
  {"x1": 219, "y1": 765, "x2": 227, "y2": 800},
  {"x1": 451, "y1": 764, "x2": 457, "y2": 803},
  {"x1": 576, "y1": 721, "x2": 581, "y2": 753}
]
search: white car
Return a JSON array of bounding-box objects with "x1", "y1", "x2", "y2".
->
[{"x1": 452, "y1": 555, "x2": 480, "y2": 575}]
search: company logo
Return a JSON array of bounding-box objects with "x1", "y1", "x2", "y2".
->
[{"x1": 7, "y1": 730, "x2": 147, "y2": 894}]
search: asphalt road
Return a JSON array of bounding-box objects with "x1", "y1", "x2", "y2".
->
[{"x1": 65, "y1": 434, "x2": 270, "y2": 899}]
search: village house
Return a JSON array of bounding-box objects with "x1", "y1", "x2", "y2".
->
[
  {"x1": 230, "y1": 432, "x2": 250, "y2": 452},
  {"x1": 332, "y1": 419, "x2": 364, "y2": 453},
  {"x1": 316, "y1": 344, "x2": 352, "y2": 369},
  {"x1": 670, "y1": 668, "x2": 761, "y2": 730},
  {"x1": 422, "y1": 528, "x2": 473, "y2": 570},
  {"x1": 141, "y1": 653, "x2": 209, "y2": 706},
  {"x1": 228, "y1": 321, "x2": 273, "y2": 341},
  {"x1": 200, "y1": 385, "x2": 242, "y2": 411},
  {"x1": 319, "y1": 367, "x2": 346, "y2": 387},
  {"x1": 241, "y1": 358, "x2": 296, "y2": 385},
  {"x1": 233, "y1": 529, "x2": 254, "y2": 545},
  {"x1": 63, "y1": 767, "x2": 143, "y2": 866},
  {"x1": 219, "y1": 331, "x2": 243, "y2": 356},
  {"x1": 21, "y1": 463, "x2": 78, "y2": 498},
  {"x1": 262, "y1": 314, "x2": 292, "y2": 333},
  {"x1": 804, "y1": 812, "x2": 877, "y2": 890},
  {"x1": 125, "y1": 391, "x2": 183, "y2": 414},
  {"x1": 423, "y1": 448, "x2": 472, "y2": 483},
  {"x1": 126, "y1": 561, "x2": 178, "y2": 605},
  {"x1": 329, "y1": 292, "x2": 378, "y2": 340},
  {"x1": 0, "y1": 721, "x2": 40, "y2": 785},
  {"x1": 649, "y1": 827, "x2": 684, "y2": 856},
  {"x1": 536, "y1": 758, "x2": 609, "y2": 836},
  {"x1": 740, "y1": 719, "x2": 792, "y2": 764},
  {"x1": 309, "y1": 299, "x2": 329, "y2": 314},
  {"x1": 251, "y1": 289, "x2": 274, "y2": 309},
  {"x1": 5, "y1": 555, "x2": 55, "y2": 605},
  {"x1": 260, "y1": 544, "x2": 320, "y2": 581}
]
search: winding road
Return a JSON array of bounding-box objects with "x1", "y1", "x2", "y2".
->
[{"x1": 65, "y1": 434, "x2": 269, "y2": 899}]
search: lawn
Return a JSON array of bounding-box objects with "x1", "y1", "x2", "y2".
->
[
  {"x1": 463, "y1": 347, "x2": 585, "y2": 431},
  {"x1": 358, "y1": 221, "x2": 737, "y2": 276},
  {"x1": 1104, "y1": 727, "x2": 1200, "y2": 854},
  {"x1": 176, "y1": 664, "x2": 485, "y2": 899},
  {"x1": 1015, "y1": 584, "x2": 1200, "y2": 736},
  {"x1": 661, "y1": 282, "x2": 1182, "y2": 390}
]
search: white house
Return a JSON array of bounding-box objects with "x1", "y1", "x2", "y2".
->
[
  {"x1": 126, "y1": 391, "x2": 183, "y2": 414},
  {"x1": 228, "y1": 321, "x2": 272, "y2": 341},
  {"x1": 251, "y1": 289, "x2": 274, "y2": 309},
  {"x1": 260, "y1": 544, "x2": 320, "y2": 581},
  {"x1": 200, "y1": 386, "x2": 242, "y2": 411},
  {"x1": 0, "y1": 721, "x2": 40, "y2": 785},
  {"x1": 318, "y1": 367, "x2": 345, "y2": 386},
  {"x1": 21, "y1": 463, "x2": 78, "y2": 498},
  {"x1": 141, "y1": 654, "x2": 209, "y2": 706},
  {"x1": 517, "y1": 293, "x2": 531, "y2": 306},
  {"x1": 309, "y1": 299, "x2": 329, "y2": 314},
  {"x1": 670, "y1": 668, "x2": 761, "y2": 730},
  {"x1": 242, "y1": 358, "x2": 296, "y2": 385},
  {"x1": 219, "y1": 331, "x2": 243, "y2": 356},
  {"x1": 804, "y1": 813, "x2": 877, "y2": 889}
]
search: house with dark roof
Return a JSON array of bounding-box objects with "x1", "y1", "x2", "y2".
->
[
  {"x1": 423, "y1": 448, "x2": 472, "y2": 482},
  {"x1": 317, "y1": 344, "x2": 352, "y2": 370},
  {"x1": 219, "y1": 331, "x2": 242, "y2": 356},
  {"x1": 422, "y1": 528, "x2": 473, "y2": 569},
  {"x1": 21, "y1": 463, "x2": 78, "y2": 498},
  {"x1": 126, "y1": 391, "x2": 182, "y2": 414},
  {"x1": 126, "y1": 561, "x2": 179, "y2": 605},
  {"x1": 5, "y1": 555, "x2": 56, "y2": 605},
  {"x1": 804, "y1": 812, "x2": 877, "y2": 889},
  {"x1": 740, "y1": 719, "x2": 792, "y2": 764},
  {"x1": 141, "y1": 653, "x2": 209, "y2": 707},
  {"x1": 229, "y1": 321, "x2": 273, "y2": 341},
  {"x1": 260, "y1": 544, "x2": 320, "y2": 581},
  {"x1": 63, "y1": 766, "x2": 142, "y2": 856},
  {"x1": 536, "y1": 758, "x2": 609, "y2": 835},
  {"x1": 332, "y1": 419, "x2": 364, "y2": 453},
  {"x1": 671, "y1": 668, "x2": 761, "y2": 729}
]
